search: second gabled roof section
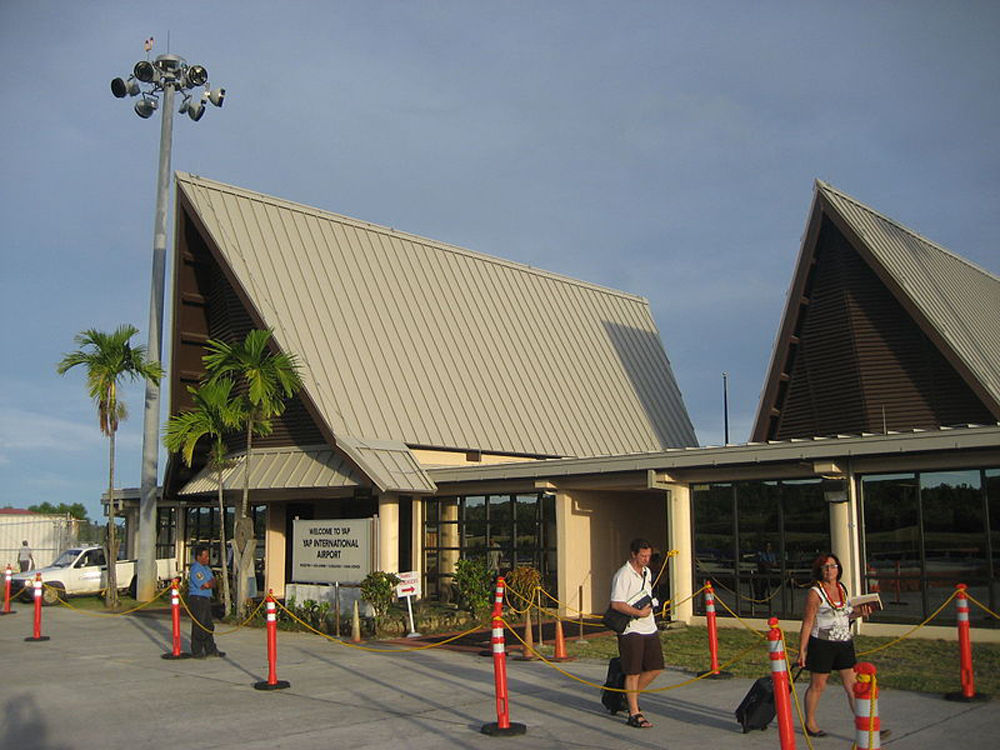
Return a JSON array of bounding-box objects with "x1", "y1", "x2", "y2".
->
[
  {"x1": 752, "y1": 180, "x2": 1000, "y2": 441},
  {"x1": 175, "y1": 172, "x2": 697, "y2": 461}
]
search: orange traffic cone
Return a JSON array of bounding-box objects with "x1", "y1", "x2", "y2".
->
[
  {"x1": 519, "y1": 608, "x2": 536, "y2": 660},
  {"x1": 551, "y1": 617, "x2": 574, "y2": 662}
]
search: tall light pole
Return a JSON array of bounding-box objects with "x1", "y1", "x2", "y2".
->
[{"x1": 111, "y1": 46, "x2": 225, "y2": 600}]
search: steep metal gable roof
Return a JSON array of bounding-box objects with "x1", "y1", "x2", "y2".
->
[
  {"x1": 176, "y1": 173, "x2": 697, "y2": 459},
  {"x1": 753, "y1": 181, "x2": 1000, "y2": 439},
  {"x1": 817, "y1": 181, "x2": 1000, "y2": 413}
]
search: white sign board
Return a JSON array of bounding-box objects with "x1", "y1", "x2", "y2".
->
[
  {"x1": 291, "y1": 518, "x2": 373, "y2": 584},
  {"x1": 395, "y1": 570, "x2": 421, "y2": 599}
]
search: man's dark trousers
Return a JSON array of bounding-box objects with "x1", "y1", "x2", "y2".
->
[{"x1": 189, "y1": 595, "x2": 219, "y2": 656}]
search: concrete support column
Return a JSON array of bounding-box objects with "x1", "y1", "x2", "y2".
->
[
  {"x1": 554, "y1": 490, "x2": 573, "y2": 617},
  {"x1": 378, "y1": 493, "x2": 399, "y2": 573},
  {"x1": 830, "y1": 497, "x2": 855, "y2": 595},
  {"x1": 666, "y1": 484, "x2": 694, "y2": 624},
  {"x1": 264, "y1": 502, "x2": 285, "y2": 598}
]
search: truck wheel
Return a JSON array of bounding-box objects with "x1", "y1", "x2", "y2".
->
[{"x1": 42, "y1": 582, "x2": 64, "y2": 606}]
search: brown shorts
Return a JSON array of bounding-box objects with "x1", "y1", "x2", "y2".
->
[{"x1": 618, "y1": 632, "x2": 665, "y2": 675}]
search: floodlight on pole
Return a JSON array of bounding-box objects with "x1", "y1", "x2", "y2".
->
[{"x1": 109, "y1": 46, "x2": 227, "y2": 602}]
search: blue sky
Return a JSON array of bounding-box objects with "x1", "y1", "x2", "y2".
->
[{"x1": 1, "y1": 1, "x2": 998, "y2": 521}]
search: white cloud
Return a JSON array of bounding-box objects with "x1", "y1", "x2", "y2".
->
[{"x1": 0, "y1": 407, "x2": 101, "y2": 454}]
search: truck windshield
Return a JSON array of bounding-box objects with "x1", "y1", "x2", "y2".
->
[{"x1": 50, "y1": 550, "x2": 82, "y2": 569}]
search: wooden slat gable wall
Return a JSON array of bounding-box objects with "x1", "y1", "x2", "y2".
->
[{"x1": 772, "y1": 217, "x2": 994, "y2": 439}]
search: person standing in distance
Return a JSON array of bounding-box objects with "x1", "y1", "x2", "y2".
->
[
  {"x1": 610, "y1": 537, "x2": 664, "y2": 728},
  {"x1": 188, "y1": 545, "x2": 225, "y2": 658},
  {"x1": 18, "y1": 541, "x2": 34, "y2": 572}
]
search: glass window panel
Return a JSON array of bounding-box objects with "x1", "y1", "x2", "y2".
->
[
  {"x1": 921, "y1": 470, "x2": 986, "y2": 624},
  {"x1": 693, "y1": 483, "x2": 736, "y2": 615},
  {"x1": 987, "y1": 470, "x2": 1000, "y2": 619},
  {"x1": 463, "y1": 496, "x2": 486, "y2": 522},
  {"x1": 862, "y1": 474, "x2": 920, "y2": 621},
  {"x1": 781, "y1": 479, "x2": 831, "y2": 618},
  {"x1": 515, "y1": 494, "x2": 539, "y2": 548},
  {"x1": 736, "y1": 481, "x2": 781, "y2": 616},
  {"x1": 489, "y1": 494, "x2": 512, "y2": 523}
]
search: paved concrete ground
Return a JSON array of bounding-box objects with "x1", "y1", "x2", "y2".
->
[{"x1": 1, "y1": 605, "x2": 997, "y2": 749}]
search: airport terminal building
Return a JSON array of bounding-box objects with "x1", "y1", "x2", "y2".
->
[{"x1": 154, "y1": 173, "x2": 1000, "y2": 637}]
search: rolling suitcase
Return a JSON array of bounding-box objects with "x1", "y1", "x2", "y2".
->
[
  {"x1": 735, "y1": 677, "x2": 777, "y2": 732},
  {"x1": 734, "y1": 668, "x2": 801, "y2": 733},
  {"x1": 601, "y1": 656, "x2": 627, "y2": 714}
]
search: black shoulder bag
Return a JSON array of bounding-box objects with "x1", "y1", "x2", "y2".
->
[{"x1": 603, "y1": 569, "x2": 647, "y2": 634}]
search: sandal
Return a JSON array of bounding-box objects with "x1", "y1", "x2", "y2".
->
[{"x1": 627, "y1": 713, "x2": 653, "y2": 729}]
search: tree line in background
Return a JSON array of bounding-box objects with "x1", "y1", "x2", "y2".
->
[{"x1": 58, "y1": 324, "x2": 302, "y2": 614}]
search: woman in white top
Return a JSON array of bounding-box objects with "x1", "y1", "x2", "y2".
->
[{"x1": 796, "y1": 552, "x2": 877, "y2": 738}]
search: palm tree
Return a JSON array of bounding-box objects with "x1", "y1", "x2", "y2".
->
[
  {"x1": 163, "y1": 378, "x2": 245, "y2": 614},
  {"x1": 203, "y1": 329, "x2": 302, "y2": 614},
  {"x1": 57, "y1": 325, "x2": 163, "y2": 609}
]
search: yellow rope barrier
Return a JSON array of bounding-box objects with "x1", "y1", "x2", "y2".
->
[
  {"x1": 855, "y1": 588, "x2": 959, "y2": 657},
  {"x1": 704, "y1": 573, "x2": 785, "y2": 604},
  {"x1": 272, "y1": 597, "x2": 490, "y2": 653},
  {"x1": 529, "y1": 582, "x2": 708, "y2": 627},
  {"x1": 965, "y1": 592, "x2": 1000, "y2": 621},
  {"x1": 179, "y1": 593, "x2": 265, "y2": 634},
  {"x1": 43, "y1": 582, "x2": 172, "y2": 616},
  {"x1": 502, "y1": 585, "x2": 539, "y2": 615},
  {"x1": 708, "y1": 590, "x2": 770, "y2": 642},
  {"x1": 500, "y1": 615, "x2": 761, "y2": 692}
]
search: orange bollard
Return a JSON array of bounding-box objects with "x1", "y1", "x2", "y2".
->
[
  {"x1": 25, "y1": 574, "x2": 50, "y2": 642},
  {"x1": 161, "y1": 579, "x2": 191, "y2": 660},
  {"x1": 852, "y1": 662, "x2": 882, "y2": 749},
  {"x1": 1, "y1": 564, "x2": 16, "y2": 616},
  {"x1": 254, "y1": 591, "x2": 290, "y2": 690},
  {"x1": 767, "y1": 618, "x2": 796, "y2": 750},
  {"x1": 481, "y1": 577, "x2": 526, "y2": 736},
  {"x1": 699, "y1": 583, "x2": 732, "y2": 678},
  {"x1": 551, "y1": 617, "x2": 574, "y2": 662},
  {"x1": 944, "y1": 584, "x2": 989, "y2": 702}
]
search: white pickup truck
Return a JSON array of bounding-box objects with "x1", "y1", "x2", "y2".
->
[{"x1": 12, "y1": 544, "x2": 178, "y2": 605}]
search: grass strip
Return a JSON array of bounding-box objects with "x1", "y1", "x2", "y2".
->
[{"x1": 556, "y1": 625, "x2": 1000, "y2": 696}]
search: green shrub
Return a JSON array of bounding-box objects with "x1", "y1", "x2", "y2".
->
[
  {"x1": 360, "y1": 571, "x2": 401, "y2": 635},
  {"x1": 454, "y1": 557, "x2": 493, "y2": 621}
]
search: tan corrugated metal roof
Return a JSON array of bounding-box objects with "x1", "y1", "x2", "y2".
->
[
  {"x1": 335, "y1": 436, "x2": 437, "y2": 495},
  {"x1": 176, "y1": 172, "x2": 698, "y2": 459},
  {"x1": 817, "y1": 181, "x2": 1000, "y2": 412},
  {"x1": 178, "y1": 444, "x2": 363, "y2": 495}
]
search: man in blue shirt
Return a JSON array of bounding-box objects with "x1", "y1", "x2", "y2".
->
[{"x1": 188, "y1": 545, "x2": 225, "y2": 658}]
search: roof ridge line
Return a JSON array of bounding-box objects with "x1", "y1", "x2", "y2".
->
[
  {"x1": 815, "y1": 179, "x2": 1000, "y2": 284},
  {"x1": 176, "y1": 171, "x2": 649, "y2": 304}
]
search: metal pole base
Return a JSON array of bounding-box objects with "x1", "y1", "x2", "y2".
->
[
  {"x1": 405, "y1": 631, "x2": 423, "y2": 639},
  {"x1": 697, "y1": 669, "x2": 734, "y2": 679},
  {"x1": 25, "y1": 636, "x2": 50, "y2": 642},
  {"x1": 254, "y1": 680, "x2": 290, "y2": 691},
  {"x1": 480, "y1": 722, "x2": 527, "y2": 736},
  {"x1": 944, "y1": 691, "x2": 990, "y2": 702},
  {"x1": 161, "y1": 652, "x2": 193, "y2": 660}
]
